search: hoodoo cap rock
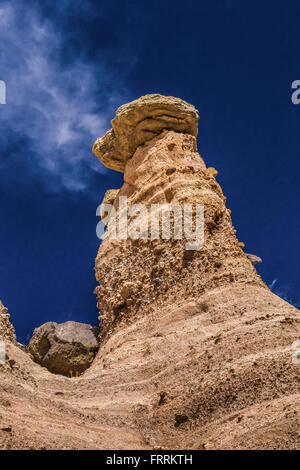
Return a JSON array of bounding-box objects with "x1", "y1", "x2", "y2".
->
[{"x1": 92, "y1": 94, "x2": 199, "y2": 172}]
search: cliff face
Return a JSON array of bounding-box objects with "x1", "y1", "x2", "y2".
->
[{"x1": 0, "y1": 95, "x2": 299, "y2": 450}]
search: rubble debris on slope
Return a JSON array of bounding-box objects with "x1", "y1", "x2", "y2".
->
[
  {"x1": 93, "y1": 94, "x2": 199, "y2": 172},
  {"x1": 27, "y1": 321, "x2": 99, "y2": 377}
]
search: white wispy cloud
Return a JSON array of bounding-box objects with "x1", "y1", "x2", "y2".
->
[
  {"x1": 0, "y1": 1, "x2": 129, "y2": 191},
  {"x1": 269, "y1": 278, "x2": 300, "y2": 307},
  {"x1": 268, "y1": 278, "x2": 278, "y2": 290}
]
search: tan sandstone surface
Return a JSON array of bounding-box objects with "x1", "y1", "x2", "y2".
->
[{"x1": 0, "y1": 95, "x2": 299, "y2": 450}]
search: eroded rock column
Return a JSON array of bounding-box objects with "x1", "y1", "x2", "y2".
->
[{"x1": 93, "y1": 96, "x2": 264, "y2": 342}]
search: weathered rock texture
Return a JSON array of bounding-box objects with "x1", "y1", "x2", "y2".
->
[
  {"x1": 27, "y1": 321, "x2": 99, "y2": 377},
  {"x1": 0, "y1": 95, "x2": 299, "y2": 450}
]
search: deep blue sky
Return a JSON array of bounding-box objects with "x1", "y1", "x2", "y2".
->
[{"x1": 0, "y1": 0, "x2": 299, "y2": 343}]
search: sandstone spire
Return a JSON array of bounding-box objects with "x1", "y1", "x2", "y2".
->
[{"x1": 93, "y1": 94, "x2": 265, "y2": 341}]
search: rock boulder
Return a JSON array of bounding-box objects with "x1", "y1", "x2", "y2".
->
[{"x1": 27, "y1": 321, "x2": 99, "y2": 377}]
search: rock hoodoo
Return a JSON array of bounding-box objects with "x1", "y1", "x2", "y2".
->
[
  {"x1": 94, "y1": 95, "x2": 265, "y2": 341},
  {"x1": 27, "y1": 321, "x2": 99, "y2": 377},
  {"x1": 0, "y1": 94, "x2": 299, "y2": 450},
  {"x1": 93, "y1": 94, "x2": 299, "y2": 449}
]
